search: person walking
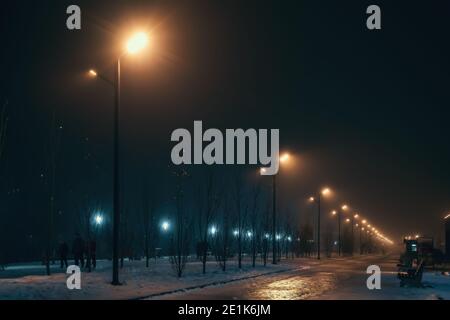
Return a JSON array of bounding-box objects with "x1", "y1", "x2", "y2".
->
[
  {"x1": 58, "y1": 240, "x2": 69, "y2": 269},
  {"x1": 72, "y1": 233, "x2": 85, "y2": 267}
]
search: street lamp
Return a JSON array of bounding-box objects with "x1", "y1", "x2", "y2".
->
[
  {"x1": 210, "y1": 226, "x2": 218, "y2": 236},
  {"x1": 89, "y1": 31, "x2": 149, "y2": 285},
  {"x1": 262, "y1": 152, "x2": 290, "y2": 265},
  {"x1": 308, "y1": 187, "x2": 332, "y2": 260},
  {"x1": 161, "y1": 220, "x2": 170, "y2": 232},
  {"x1": 126, "y1": 32, "x2": 148, "y2": 54},
  {"x1": 331, "y1": 204, "x2": 348, "y2": 257},
  {"x1": 94, "y1": 214, "x2": 104, "y2": 226}
]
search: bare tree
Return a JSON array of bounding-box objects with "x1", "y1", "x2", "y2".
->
[
  {"x1": 232, "y1": 169, "x2": 248, "y2": 269},
  {"x1": 321, "y1": 221, "x2": 333, "y2": 258},
  {"x1": 196, "y1": 170, "x2": 222, "y2": 274},
  {"x1": 169, "y1": 168, "x2": 191, "y2": 278},
  {"x1": 45, "y1": 110, "x2": 63, "y2": 275},
  {"x1": 215, "y1": 192, "x2": 231, "y2": 271},
  {"x1": 249, "y1": 183, "x2": 261, "y2": 267},
  {"x1": 261, "y1": 198, "x2": 271, "y2": 266},
  {"x1": 300, "y1": 221, "x2": 314, "y2": 257},
  {"x1": 141, "y1": 179, "x2": 156, "y2": 268}
]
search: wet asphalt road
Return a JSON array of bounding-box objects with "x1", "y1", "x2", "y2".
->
[{"x1": 154, "y1": 254, "x2": 399, "y2": 300}]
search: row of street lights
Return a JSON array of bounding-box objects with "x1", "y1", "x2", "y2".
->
[
  {"x1": 86, "y1": 30, "x2": 392, "y2": 284},
  {"x1": 159, "y1": 220, "x2": 292, "y2": 242},
  {"x1": 307, "y1": 189, "x2": 393, "y2": 258},
  {"x1": 329, "y1": 204, "x2": 393, "y2": 255}
]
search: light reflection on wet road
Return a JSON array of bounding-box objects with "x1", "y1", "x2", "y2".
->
[
  {"x1": 156, "y1": 254, "x2": 397, "y2": 300},
  {"x1": 249, "y1": 272, "x2": 336, "y2": 299}
]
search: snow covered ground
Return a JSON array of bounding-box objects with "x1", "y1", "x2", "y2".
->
[
  {"x1": 0, "y1": 257, "x2": 295, "y2": 300},
  {"x1": 0, "y1": 255, "x2": 449, "y2": 300}
]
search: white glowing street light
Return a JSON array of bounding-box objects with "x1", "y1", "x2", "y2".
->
[
  {"x1": 94, "y1": 214, "x2": 104, "y2": 226},
  {"x1": 210, "y1": 226, "x2": 218, "y2": 236},
  {"x1": 88, "y1": 31, "x2": 149, "y2": 286},
  {"x1": 161, "y1": 220, "x2": 170, "y2": 232}
]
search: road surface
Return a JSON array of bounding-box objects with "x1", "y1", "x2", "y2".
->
[{"x1": 152, "y1": 254, "x2": 402, "y2": 300}]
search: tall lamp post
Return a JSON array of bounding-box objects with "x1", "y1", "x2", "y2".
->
[
  {"x1": 89, "y1": 31, "x2": 149, "y2": 285},
  {"x1": 340, "y1": 204, "x2": 349, "y2": 256},
  {"x1": 361, "y1": 219, "x2": 367, "y2": 254},
  {"x1": 352, "y1": 213, "x2": 359, "y2": 255},
  {"x1": 331, "y1": 210, "x2": 340, "y2": 256},
  {"x1": 360, "y1": 226, "x2": 364, "y2": 254},
  {"x1": 331, "y1": 204, "x2": 347, "y2": 257},
  {"x1": 309, "y1": 188, "x2": 331, "y2": 260},
  {"x1": 261, "y1": 152, "x2": 290, "y2": 265}
]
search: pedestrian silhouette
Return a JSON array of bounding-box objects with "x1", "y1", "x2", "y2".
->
[
  {"x1": 72, "y1": 233, "x2": 85, "y2": 267},
  {"x1": 58, "y1": 240, "x2": 69, "y2": 269}
]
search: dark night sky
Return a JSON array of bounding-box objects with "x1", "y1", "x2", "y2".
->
[{"x1": 1, "y1": 0, "x2": 450, "y2": 259}]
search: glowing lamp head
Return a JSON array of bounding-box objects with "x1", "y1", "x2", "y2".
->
[
  {"x1": 279, "y1": 153, "x2": 290, "y2": 164},
  {"x1": 94, "y1": 214, "x2": 103, "y2": 225},
  {"x1": 345, "y1": 218, "x2": 350, "y2": 223},
  {"x1": 354, "y1": 214, "x2": 359, "y2": 219},
  {"x1": 341, "y1": 204, "x2": 348, "y2": 210},
  {"x1": 309, "y1": 196, "x2": 315, "y2": 202},
  {"x1": 321, "y1": 188, "x2": 331, "y2": 196},
  {"x1": 362, "y1": 220, "x2": 367, "y2": 224},
  {"x1": 331, "y1": 210, "x2": 337, "y2": 215},
  {"x1": 89, "y1": 69, "x2": 97, "y2": 77},
  {"x1": 126, "y1": 32, "x2": 148, "y2": 54},
  {"x1": 161, "y1": 221, "x2": 170, "y2": 232}
]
